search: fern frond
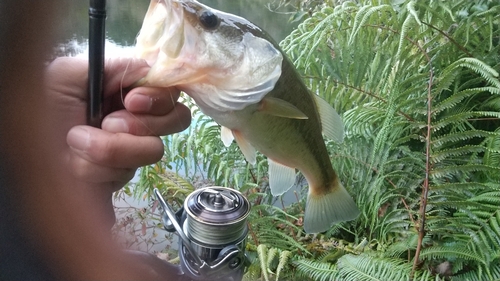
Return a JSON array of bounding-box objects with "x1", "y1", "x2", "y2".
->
[
  {"x1": 349, "y1": 4, "x2": 392, "y2": 46},
  {"x1": 454, "y1": 57, "x2": 500, "y2": 88},
  {"x1": 430, "y1": 145, "x2": 487, "y2": 164},
  {"x1": 406, "y1": 0, "x2": 421, "y2": 24},
  {"x1": 257, "y1": 244, "x2": 270, "y2": 281},
  {"x1": 294, "y1": 259, "x2": 339, "y2": 281},
  {"x1": 452, "y1": 262, "x2": 500, "y2": 281},
  {"x1": 431, "y1": 111, "x2": 500, "y2": 132},
  {"x1": 385, "y1": 233, "x2": 420, "y2": 258},
  {"x1": 433, "y1": 87, "x2": 500, "y2": 114},
  {"x1": 431, "y1": 164, "x2": 500, "y2": 181},
  {"x1": 275, "y1": 251, "x2": 292, "y2": 281},
  {"x1": 431, "y1": 130, "x2": 499, "y2": 149},
  {"x1": 419, "y1": 245, "x2": 486, "y2": 264},
  {"x1": 266, "y1": 247, "x2": 278, "y2": 274},
  {"x1": 256, "y1": 229, "x2": 310, "y2": 254},
  {"x1": 337, "y1": 254, "x2": 419, "y2": 281},
  {"x1": 431, "y1": 182, "x2": 495, "y2": 192},
  {"x1": 484, "y1": 129, "x2": 500, "y2": 174}
]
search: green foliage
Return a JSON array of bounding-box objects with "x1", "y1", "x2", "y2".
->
[
  {"x1": 250, "y1": 244, "x2": 293, "y2": 281},
  {"x1": 295, "y1": 258, "x2": 339, "y2": 281},
  {"x1": 336, "y1": 254, "x2": 419, "y2": 281},
  {"x1": 279, "y1": 0, "x2": 500, "y2": 280},
  {"x1": 132, "y1": 0, "x2": 500, "y2": 280}
]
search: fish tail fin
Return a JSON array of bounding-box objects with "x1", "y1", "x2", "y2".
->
[{"x1": 304, "y1": 179, "x2": 359, "y2": 233}]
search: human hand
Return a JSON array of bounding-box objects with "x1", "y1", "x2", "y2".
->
[{"x1": 44, "y1": 57, "x2": 191, "y2": 228}]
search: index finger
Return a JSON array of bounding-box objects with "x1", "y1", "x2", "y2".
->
[
  {"x1": 45, "y1": 57, "x2": 153, "y2": 101},
  {"x1": 67, "y1": 125, "x2": 165, "y2": 169}
]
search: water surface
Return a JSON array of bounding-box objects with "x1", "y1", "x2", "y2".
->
[{"x1": 55, "y1": 0, "x2": 298, "y2": 57}]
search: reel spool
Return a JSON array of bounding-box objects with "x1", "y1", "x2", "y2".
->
[{"x1": 155, "y1": 187, "x2": 250, "y2": 281}]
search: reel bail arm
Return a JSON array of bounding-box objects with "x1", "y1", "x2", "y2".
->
[{"x1": 154, "y1": 187, "x2": 250, "y2": 281}]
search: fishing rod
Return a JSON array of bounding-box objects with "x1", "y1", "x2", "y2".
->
[{"x1": 88, "y1": 0, "x2": 106, "y2": 127}]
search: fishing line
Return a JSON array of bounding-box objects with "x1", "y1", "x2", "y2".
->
[
  {"x1": 119, "y1": 59, "x2": 157, "y2": 137},
  {"x1": 119, "y1": 57, "x2": 132, "y2": 109}
]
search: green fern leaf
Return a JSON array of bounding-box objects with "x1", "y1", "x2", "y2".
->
[
  {"x1": 257, "y1": 244, "x2": 270, "y2": 281},
  {"x1": 432, "y1": 130, "x2": 499, "y2": 149},
  {"x1": 419, "y1": 245, "x2": 486, "y2": 264},
  {"x1": 267, "y1": 247, "x2": 277, "y2": 275},
  {"x1": 337, "y1": 254, "x2": 415, "y2": 281},
  {"x1": 294, "y1": 259, "x2": 339, "y2": 281},
  {"x1": 455, "y1": 57, "x2": 500, "y2": 88},
  {"x1": 430, "y1": 145, "x2": 486, "y2": 164},
  {"x1": 431, "y1": 164, "x2": 500, "y2": 181},
  {"x1": 276, "y1": 251, "x2": 292, "y2": 281}
]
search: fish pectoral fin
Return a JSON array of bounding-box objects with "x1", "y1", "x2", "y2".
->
[
  {"x1": 314, "y1": 95, "x2": 344, "y2": 143},
  {"x1": 268, "y1": 158, "x2": 296, "y2": 196},
  {"x1": 232, "y1": 130, "x2": 256, "y2": 165},
  {"x1": 220, "y1": 126, "x2": 234, "y2": 147},
  {"x1": 259, "y1": 97, "x2": 308, "y2": 119},
  {"x1": 304, "y1": 180, "x2": 360, "y2": 233}
]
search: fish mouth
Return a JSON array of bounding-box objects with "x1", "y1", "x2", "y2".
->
[
  {"x1": 135, "y1": 0, "x2": 203, "y2": 86},
  {"x1": 135, "y1": 0, "x2": 181, "y2": 62}
]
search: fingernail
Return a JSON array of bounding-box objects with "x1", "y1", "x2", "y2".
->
[
  {"x1": 129, "y1": 93, "x2": 152, "y2": 112},
  {"x1": 103, "y1": 117, "x2": 129, "y2": 133},
  {"x1": 67, "y1": 126, "x2": 90, "y2": 153}
]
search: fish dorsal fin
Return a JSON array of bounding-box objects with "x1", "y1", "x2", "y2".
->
[
  {"x1": 232, "y1": 130, "x2": 256, "y2": 165},
  {"x1": 220, "y1": 126, "x2": 234, "y2": 147},
  {"x1": 259, "y1": 97, "x2": 308, "y2": 119},
  {"x1": 313, "y1": 95, "x2": 344, "y2": 143},
  {"x1": 268, "y1": 158, "x2": 296, "y2": 196}
]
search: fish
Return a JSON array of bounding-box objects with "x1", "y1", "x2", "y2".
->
[{"x1": 134, "y1": 0, "x2": 360, "y2": 233}]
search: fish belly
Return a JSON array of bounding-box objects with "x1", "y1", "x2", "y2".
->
[{"x1": 214, "y1": 102, "x2": 333, "y2": 190}]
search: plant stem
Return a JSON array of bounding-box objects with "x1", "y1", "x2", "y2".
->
[
  {"x1": 410, "y1": 37, "x2": 434, "y2": 281},
  {"x1": 420, "y1": 21, "x2": 474, "y2": 57},
  {"x1": 248, "y1": 222, "x2": 259, "y2": 246}
]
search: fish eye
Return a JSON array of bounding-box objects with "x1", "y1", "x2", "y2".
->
[{"x1": 199, "y1": 10, "x2": 219, "y2": 29}]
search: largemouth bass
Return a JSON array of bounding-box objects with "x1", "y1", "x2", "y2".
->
[{"x1": 135, "y1": 0, "x2": 359, "y2": 233}]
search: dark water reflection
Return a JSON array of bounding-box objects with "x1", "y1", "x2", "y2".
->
[{"x1": 54, "y1": 0, "x2": 298, "y2": 57}]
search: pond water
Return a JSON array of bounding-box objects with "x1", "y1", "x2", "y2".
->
[{"x1": 54, "y1": 0, "x2": 298, "y2": 57}]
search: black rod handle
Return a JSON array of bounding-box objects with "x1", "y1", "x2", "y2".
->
[{"x1": 88, "y1": 0, "x2": 106, "y2": 127}]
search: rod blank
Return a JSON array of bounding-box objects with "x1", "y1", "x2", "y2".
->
[{"x1": 88, "y1": 0, "x2": 107, "y2": 127}]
